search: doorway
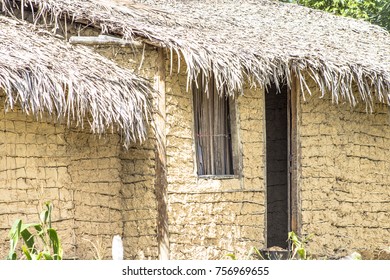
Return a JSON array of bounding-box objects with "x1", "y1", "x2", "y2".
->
[{"x1": 265, "y1": 82, "x2": 291, "y2": 248}]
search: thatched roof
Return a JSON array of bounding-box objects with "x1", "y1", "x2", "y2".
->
[
  {"x1": 2, "y1": 0, "x2": 390, "y2": 110},
  {"x1": 0, "y1": 15, "x2": 152, "y2": 146}
]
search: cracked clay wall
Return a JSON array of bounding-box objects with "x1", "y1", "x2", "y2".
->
[
  {"x1": 0, "y1": 18, "x2": 159, "y2": 259},
  {"x1": 0, "y1": 98, "x2": 123, "y2": 259},
  {"x1": 61, "y1": 20, "x2": 160, "y2": 259},
  {"x1": 166, "y1": 55, "x2": 266, "y2": 259},
  {"x1": 299, "y1": 79, "x2": 390, "y2": 258},
  {"x1": 94, "y1": 45, "x2": 160, "y2": 260}
]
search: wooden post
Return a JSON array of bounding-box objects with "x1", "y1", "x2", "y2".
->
[
  {"x1": 289, "y1": 73, "x2": 300, "y2": 235},
  {"x1": 69, "y1": 35, "x2": 137, "y2": 46},
  {"x1": 154, "y1": 47, "x2": 169, "y2": 260},
  {"x1": 68, "y1": 35, "x2": 161, "y2": 48}
]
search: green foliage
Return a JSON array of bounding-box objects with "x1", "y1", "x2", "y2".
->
[
  {"x1": 227, "y1": 247, "x2": 268, "y2": 260},
  {"x1": 372, "y1": 1, "x2": 390, "y2": 31},
  {"x1": 227, "y1": 232, "x2": 312, "y2": 260},
  {"x1": 297, "y1": 0, "x2": 380, "y2": 20},
  {"x1": 280, "y1": 0, "x2": 390, "y2": 31},
  {"x1": 287, "y1": 231, "x2": 312, "y2": 260},
  {"x1": 7, "y1": 202, "x2": 63, "y2": 260},
  {"x1": 226, "y1": 253, "x2": 238, "y2": 260}
]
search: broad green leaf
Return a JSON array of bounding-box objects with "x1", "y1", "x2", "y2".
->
[
  {"x1": 7, "y1": 252, "x2": 17, "y2": 260},
  {"x1": 43, "y1": 253, "x2": 53, "y2": 260},
  {"x1": 9, "y1": 219, "x2": 22, "y2": 239},
  {"x1": 297, "y1": 248, "x2": 306, "y2": 259},
  {"x1": 7, "y1": 219, "x2": 22, "y2": 260},
  {"x1": 21, "y1": 223, "x2": 40, "y2": 231},
  {"x1": 20, "y1": 228, "x2": 37, "y2": 255},
  {"x1": 6, "y1": 202, "x2": 63, "y2": 261},
  {"x1": 34, "y1": 224, "x2": 48, "y2": 246},
  {"x1": 21, "y1": 245, "x2": 32, "y2": 260},
  {"x1": 48, "y1": 228, "x2": 62, "y2": 260},
  {"x1": 36, "y1": 252, "x2": 43, "y2": 260}
]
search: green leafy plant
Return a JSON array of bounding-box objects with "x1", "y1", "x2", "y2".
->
[
  {"x1": 226, "y1": 247, "x2": 283, "y2": 260},
  {"x1": 287, "y1": 231, "x2": 312, "y2": 260},
  {"x1": 227, "y1": 231, "x2": 314, "y2": 260},
  {"x1": 7, "y1": 202, "x2": 63, "y2": 260},
  {"x1": 227, "y1": 247, "x2": 273, "y2": 260},
  {"x1": 226, "y1": 253, "x2": 237, "y2": 260}
]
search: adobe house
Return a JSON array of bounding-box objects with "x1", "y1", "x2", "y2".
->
[{"x1": 1, "y1": 0, "x2": 389, "y2": 259}]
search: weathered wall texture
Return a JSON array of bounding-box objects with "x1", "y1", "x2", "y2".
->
[
  {"x1": 92, "y1": 45, "x2": 160, "y2": 260},
  {"x1": 165, "y1": 56, "x2": 266, "y2": 259},
  {"x1": 60, "y1": 20, "x2": 160, "y2": 259},
  {"x1": 120, "y1": 141, "x2": 158, "y2": 260},
  {"x1": 299, "y1": 79, "x2": 390, "y2": 258},
  {"x1": 66, "y1": 127, "x2": 123, "y2": 259},
  {"x1": 0, "y1": 100, "x2": 123, "y2": 259},
  {"x1": 0, "y1": 18, "x2": 160, "y2": 259}
]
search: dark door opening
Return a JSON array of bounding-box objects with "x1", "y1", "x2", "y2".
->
[{"x1": 265, "y1": 83, "x2": 289, "y2": 248}]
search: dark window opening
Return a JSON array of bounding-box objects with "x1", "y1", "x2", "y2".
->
[
  {"x1": 265, "y1": 83, "x2": 289, "y2": 248},
  {"x1": 193, "y1": 76, "x2": 234, "y2": 176}
]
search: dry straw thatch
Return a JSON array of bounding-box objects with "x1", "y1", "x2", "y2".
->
[
  {"x1": 1, "y1": 0, "x2": 390, "y2": 111},
  {"x1": 0, "y1": 14, "x2": 152, "y2": 146}
]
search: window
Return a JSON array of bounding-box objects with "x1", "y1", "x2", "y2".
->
[{"x1": 192, "y1": 75, "x2": 237, "y2": 176}]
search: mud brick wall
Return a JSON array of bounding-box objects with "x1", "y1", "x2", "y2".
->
[
  {"x1": 0, "y1": 107, "x2": 73, "y2": 258},
  {"x1": 165, "y1": 56, "x2": 266, "y2": 259},
  {"x1": 61, "y1": 21, "x2": 159, "y2": 259},
  {"x1": 0, "y1": 102, "x2": 123, "y2": 259},
  {"x1": 0, "y1": 29, "x2": 160, "y2": 259},
  {"x1": 299, "y1": 80, "x2": 390, "y2": 258},
  {"x1": 94, "y1": 46, "x2": 160, "y2": 260},
  {"x1": 1, "y1": 11, "x2": 159, "y2": 260},
  {"x1": 120, "y1": 142, "x2": 158, "y2": 260},
  {"x1": 66, "y1": 130, "x2": 123, "y2": 260}
]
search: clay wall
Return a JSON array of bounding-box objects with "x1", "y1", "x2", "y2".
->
[
  {"x1": 95, "y1": 46, "x2": 160, "y2": 260},
  {"x1": 165, "y1": 57, "x2": 266, "y2": 259},
  {"x1": 0, "y1": 15, "x2": 160, "y2": 259},
  {"x1": 0, "y1": 101, "x2": 123, "y2": 259},
  {"x1": 299, "y1": 79, "x2": 390, "y2": 258}
]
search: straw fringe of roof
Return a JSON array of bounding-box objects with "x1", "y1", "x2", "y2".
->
[
  {"x1": 1, "y1": 0, "x2": 389, "y2": 111},
  {"x1": 0, "y1": 15, "x2": 153, "y2": 146}
]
